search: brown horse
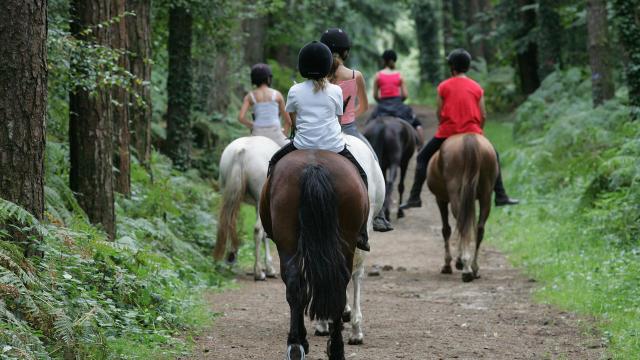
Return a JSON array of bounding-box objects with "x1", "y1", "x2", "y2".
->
[
  {"x1": 364, "y1": 116, "x2": 416, "y2": 220},
  {"x1": 427, "y1": 133, "x2": 498, "y2": 282},
  {"x1": 260, "y1": 150, "x2": 369, "y2": 360}
]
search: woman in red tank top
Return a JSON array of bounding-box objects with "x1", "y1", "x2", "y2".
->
[
  {"x1": 400, "y1": 49, "x2": 519, "y2": 210},
  {"x1": 371, "y1": 50, "x2": 425, "y2": 144}
]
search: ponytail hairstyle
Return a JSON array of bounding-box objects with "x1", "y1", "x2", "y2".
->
[
  {"x1": 312, "y1": 78, "x2": 328, "y2": 93},
  {"x1": 328, "y1": 50, "x2": 349, "y2": 83}
]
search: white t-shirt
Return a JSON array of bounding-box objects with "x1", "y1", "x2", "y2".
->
[{"x1": 285, "y1": 80, "x2": 345, "y2": 153}]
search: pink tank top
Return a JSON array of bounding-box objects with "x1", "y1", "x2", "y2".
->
[
  {"x1": 377, "y1": 71, "x2": 402, "y2": 99},
  {"x1": 338, "y1": 71, "x2": 357, "y2": 125}
]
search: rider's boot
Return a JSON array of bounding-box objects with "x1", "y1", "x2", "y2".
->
[
  {"x1": 399, "y1": 167, "x2": 426, "y2": 210},
  {"x1": 494, "y1": 172, "x2": 519, "y2": 206},
  {"x1": 373, "y1": 210, "x2": 393, "y2": 232}
]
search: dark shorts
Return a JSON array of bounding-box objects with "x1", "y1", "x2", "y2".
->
[{"x1": 371, "y1": 96, "x2": 422, "y2": 129}]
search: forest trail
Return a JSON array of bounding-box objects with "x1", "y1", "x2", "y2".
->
[{"x1": 192, "y1": 107, "x2": 604, "y2": 360}]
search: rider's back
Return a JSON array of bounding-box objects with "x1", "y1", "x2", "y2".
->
[{"x1": 436, "y1": 77, "x2": 484, "y2": 138}]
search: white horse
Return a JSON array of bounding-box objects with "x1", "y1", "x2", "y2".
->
[
  {"x1": 213, "y1": 136, "x2": 281, "y2": 281},
  {"x1": 314, "y1": 134, "x2": 386, "y2": 345}
]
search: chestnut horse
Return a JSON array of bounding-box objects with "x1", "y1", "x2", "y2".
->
[
  {"x1": 427, "y1": 133, "x2": 498, "y2": 282},
  {"x1": 260, "y1": 150, "x2": 369, "y2": 360},
  {"x1": 364, "y1": 116, "x2": 416, "y2": 220}
]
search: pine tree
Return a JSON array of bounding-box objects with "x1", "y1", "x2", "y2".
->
[{"x1": 587, "y1": 0, "x2": 615, "y2": 106}]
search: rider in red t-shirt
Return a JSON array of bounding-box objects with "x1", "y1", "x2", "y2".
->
[{"x1": 400, "y1": 49, "x2": 519, "y2": 210}]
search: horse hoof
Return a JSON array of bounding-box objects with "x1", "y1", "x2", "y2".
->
[
  {"x1": 342, "y1": 311, "x2": 351, "y2": 323},
  {"x1": 266, "y1": 270, "x2": 277, "y2": 278},
  {"x1": 455, "y1": 258, "x2": 463, "y2": 270},
  {"x1": 286, "y1": 344, "x2": 305, "y2": 360},
  {"x1": 315, "y1": 329, "x2": 330, "y2": 336},
  {"x1": 397, "y1": 209, "x2": 405, "y2": 218},
  {"x1": 348, "y1": 337, "x2": 363, "y2": 345},
  {"x1": 254, "y1": 272, "x2": 266, "y2": 281},
  {"x1": 441, "y1": 265, "x2": 453, "y2": 274},
  {"x1": 462, "y1": 272, "x2": 474, "y2": 283}
]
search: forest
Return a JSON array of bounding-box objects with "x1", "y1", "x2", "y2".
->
[{"x1": 0, "y1": 0, "x2": 639, "y2": 359}]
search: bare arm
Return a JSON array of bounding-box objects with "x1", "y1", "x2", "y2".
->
[
  {"x1": 479, "y1": 94, "x2": 487, "y2": 127},
  {"x1": 276, "y1": 92, "x2": 292, "y2": 135},
  {"x1": 354, "y1": 71, "x2": 369, "y2": 117},
  {"x1": 400, "y1": 75, "x2": 409, "y2": 100},
  {"x1": 238, "y1": 94, "x2": 253, "y2": 130},
  {"x1": 372, "y1": 73, "x2": 380, "y2": 102}
]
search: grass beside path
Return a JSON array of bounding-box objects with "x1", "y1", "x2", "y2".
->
[{"x1": 484, "y1": 119, "x2": 640, "y2": 359}]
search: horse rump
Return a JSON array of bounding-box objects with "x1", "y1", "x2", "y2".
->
[{"x1": 294, "y1": 164, "x2": 350, "y2": 321}]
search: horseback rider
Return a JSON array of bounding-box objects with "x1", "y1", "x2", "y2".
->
[
  {"x1": 371, "y1": 49, "x2": 426, "y2": 145},
  {"x1": 400, "y1": 49, "x2": 519, "y2": 210},
  {"x1": 320, "y1": 27, "x2": 393, "y2": 233},
  {"x1": 267, "y1": 41, "x2": 372, "y2": 251},
  {"x1": 238, "y1": 63, "x2": 291, "y2": 147}
]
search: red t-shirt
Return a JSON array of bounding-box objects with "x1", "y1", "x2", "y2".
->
[
  {"x1": 435, "y1": 77, "x2": 484, "y2": 138},
  {"x1": 376, "y1": 72, "x2": 402, "y2": 98}
]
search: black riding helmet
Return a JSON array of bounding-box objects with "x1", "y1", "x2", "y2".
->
[
  {"x1": 447, "y1": 49, "x2": 472, "y2": 73},
  {"x1": 320, "y1": 28, "x2": 351, "y2": 54},
  {"x1": 382, "y1": 49, "x2": 397, "y2": 63},
  {"x1": 250, "y1": 63, "x2": 272, "y2": 86},
  {"x1": 298, "y1": 41, "x2": 333, "y2": 80}
]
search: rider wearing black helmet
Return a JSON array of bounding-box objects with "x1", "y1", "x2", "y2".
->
[
  {"x1": 321, "y1": 28, "x2": 393, "y2": 232},
  {"x1": 400, "y1": 48, "x2": 519, "y2": 210},
  {"x1": 268, "y1": 41, "x2": 372, "y2": 251},
  {"x1": 372, "y1": 49, "x2": 425, "y2": 145},
  {"x1": 238, "y1": 63, "x2": 291, "y2": 146}
]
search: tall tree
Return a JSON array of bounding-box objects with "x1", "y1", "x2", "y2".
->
[
  {"x1": 111, "y1": 0, "x2": 131, "y2": 195},
  {"x1": 414, "y1": 0, "x2": 442, "y2": 85},
  {"x1": 127, "y1": 0, "x2": 153, "y2": 166},
  {"x1": 243, "y1": 16, "x2": 268, "y2": 66},
  {"x1": 587, "y1": 0, "x2": 615, "y2": 106},
  {"x1": 466, "y1": 0, "x2": 485, "y2": 60},
  {"x1": 479, "y1": 0, "x2": 496, "y2": 65},
  {"x1": 514, "y1": 0, "x2": 541, "y2": 95},
  {"x1": 0, "y1": 0, "x2": 47, "y2": 254},
  {"x1": 537, "y1": 0, "x2": 563, "y2": 79},
  {"x1": 613, "y1": 0, "x2": 640, "y2": 116},
  {"x1": 164, "y1": 4, "x2": 193, "y2": 170},
  {"x1": 69, "y1": 0, "x2": 116, "y2": 239}
]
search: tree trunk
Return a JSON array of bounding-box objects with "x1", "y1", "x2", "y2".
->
[
  {"x1": 442, "y1": 0, "x2": 454, "y2": 53},
  {"x1": 111, "y1": 0, "x2": 130, "y2": 196},
  {"x1": 242, "y1": 16, "x2": 268, "y2": 65},
  {"x1": 479, "y1": 0, "x2": 496, "y2": 65},
  {"x1": 612, "y1": 0, "x2": 640, "y2": 116},
  {"x1": 0, "y1": 0, "x2": 47, "y2": 255},
  {"x1": 451, "y1": 0, "x2": 467, "y2": 49},
  {"x1": 414, "y1": 0, "x2": 442, "y2": 85},
  {"x1": 126, "y1": 0, "x2": 152, "y2": 166},
  {"x1": 466, "y1": 0, "x2": 485, "y2": 60},
  {"x1": 164, "y1": 5, "x2": 193, "y2": 170},
  {"x1": 537, "y1": 0, "x2": 563, "y2": 79},
  {"x1": 69, "y1": 0, "x2": 116, "y2": 239},
  {"x1": 516, "y1": 0, "x2": 541, "y2": 95},
  {"x1": 587, "y1": 0, "x2": 616, "y2": 106}
]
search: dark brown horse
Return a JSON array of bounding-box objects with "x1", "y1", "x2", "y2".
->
[
  {"x1": 364, "y1": 116, "x2": 416, "y2": 219},
  {"x1": 260, "y1": 150, "x2": 369, "y2": 360},
  {"x1": 427, "y1": 133, "x2": 498, "y2": 282}
]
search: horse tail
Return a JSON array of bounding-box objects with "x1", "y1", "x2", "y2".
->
[
  {"x1": 295, "y1": 164, "x2": 349, "y2": 321},
  {"x1": 457, "y1": 135, "x2": 480, "y2": 239},
  {"x1": 213, "y1": 148, "x2": 246, "y2": 261}
]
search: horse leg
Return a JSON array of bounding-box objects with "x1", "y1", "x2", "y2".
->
[
  {"x1": 449, "y1": 193, "x2": 465, "y2": 271},
  {"x1": 284, "y1": 259, "x2": 309, "y2": 359},
  {"x1": 397, "y1": 159, "x2": 409, "y2": 218},
  {"x1": 327, "y1": 314, "x2": 345, "y2": 360},
  {"x1": 253, "y1": 217, "x2": 266, "y2": 281},
  {"x1": 437, "y1": 200, "x2": 453, "y2": 274},
  {"x1": 473, "y1": 192, "x2": 492, "y2": 279},
  {"x1": 348, "y1": 252, "x2": 365, "y2": 345},
  {"x1": 256, "y1": 211, "x2": 276, "y2": 278},
  {"x1": 263, "y1": 235, "x2": 277, "y2": 278},
  {"x1": 385, "y1": 163, "x2": 399, "y2": 220}
]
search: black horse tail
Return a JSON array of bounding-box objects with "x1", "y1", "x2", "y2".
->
[
  {"x1": 458, "y1": 135, "x2": 480, "y2": 239},
  {"x1": 295, "y1": 164, "x2": 350, "y2": 321}
]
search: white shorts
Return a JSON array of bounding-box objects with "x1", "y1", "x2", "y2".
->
[{"x1": 252, "y1": 126, "x2": 289, "y2": 147}]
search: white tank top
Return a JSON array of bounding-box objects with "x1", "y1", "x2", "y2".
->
[{"x1": 250, "y1": 90, "x2": 280, "y2": 128}]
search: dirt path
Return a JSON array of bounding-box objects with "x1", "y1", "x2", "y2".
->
[{"x1": 193, "y1": 107, "x2": 603, "y2": 359}]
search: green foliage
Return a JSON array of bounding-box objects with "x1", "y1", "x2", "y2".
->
[
  {"x1": 1, "y1": 151, "x2": 228, "y2": 358},
  {"x1": 485, "y1": 68, "x2": 640, "y2": 358},
  {"x1": 467, "y1": 58, "x2": 518, "y2": 112},
  {"x1": 613, "y1": 0, "x2": 640, "y2": 116}
]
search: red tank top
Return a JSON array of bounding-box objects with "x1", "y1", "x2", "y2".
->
[
  {"x1": 377, "y1": 72, "x2": 402, "y2": 98},
  {"x1": 435, "y1": 77, "x2": 484, "y2": 138}
]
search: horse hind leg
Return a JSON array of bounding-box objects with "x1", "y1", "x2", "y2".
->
[
  {"x1": 472, "y1": 192, "x2": 492, "y2": 279},
  {"x1": 397, "y1": 159, "x2": 409, "y2": 219},
  {"x1": 256, "y1": 211, "x2": 277, "y2": 278},
  {"x1": 436, "y1": 200, "x2": 453, "y2": 274},
  {"x1": 253, "y1": 218, "x2": 266, "y2": 281},
  {"x1": 285, "y1": 260, "x2": 309, "y2": 358},
  {"x1": 326, "y1": 314, "x2": 346, "y2": 360},
  {"x1": 348, "y1": 253, "x2": 365, "y2": 345},
  {"x1": 385, "y1": 163, "x2": 399, "y2": 220}
]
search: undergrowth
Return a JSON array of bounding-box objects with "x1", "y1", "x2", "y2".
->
[
  {"x1": 1, "y1": 148, "x2": 229, "y2": 359},
  {"x1": 485, "y1": 68, "x2": 640, "y2": 359}
]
